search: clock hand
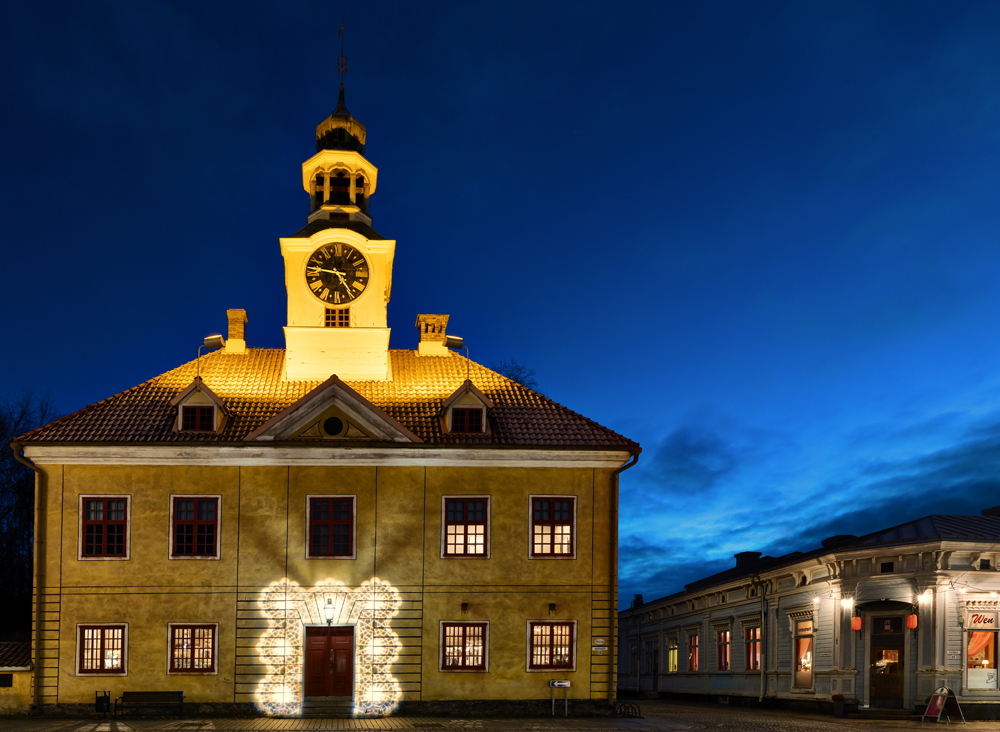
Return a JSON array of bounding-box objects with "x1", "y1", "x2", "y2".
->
[{"x1": 307, "y1": 266, "x2": 348, "y2": 276}]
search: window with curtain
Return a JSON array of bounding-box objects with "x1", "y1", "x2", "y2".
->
[{"x1": 967, "y1": 631, "x2": 998, "y2": 689}]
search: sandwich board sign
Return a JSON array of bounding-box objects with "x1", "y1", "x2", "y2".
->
[{"x1": 922, "y1": 686, "x2": 965, "y2": 724}]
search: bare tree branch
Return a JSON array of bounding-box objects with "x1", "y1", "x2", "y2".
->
[
  {"x1": 488, "y1": 359, "x2": 542, "y2": 394},
  {"x1": 0, "y1": 388, "x2": 59, "y2": 602}
]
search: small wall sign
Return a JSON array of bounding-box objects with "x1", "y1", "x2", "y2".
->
[{"x1": 967, "y1": 612, "x2": 998, "y2": 630}]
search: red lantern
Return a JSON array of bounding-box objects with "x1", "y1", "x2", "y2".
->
[
  {"x1": 906, "y1": 614, "x2": 918, "y2": 629},
  {"x1": 851, "y1": 616, "x2": 862, "y2": 631}
]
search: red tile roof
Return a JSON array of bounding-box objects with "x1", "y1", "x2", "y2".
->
[
  {"x1": 17, "y1": 349, "x2": 637, "y2": 449},
  {"x1": 0, "y1": 642, "x2": 30, "y2": 669}
]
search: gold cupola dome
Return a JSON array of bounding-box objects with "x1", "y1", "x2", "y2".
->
[{"x1": 315, "y1": 84, "x2": 366, "y2": 154}]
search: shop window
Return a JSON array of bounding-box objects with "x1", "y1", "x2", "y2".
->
[
  {"x1": 746, "y1": 627, "x2": 761, "y2": 670},
  {"x1": 307, "y1": 496, "x2": 355, "y2": 558},
  {"x1": 443, "y1": 497, "x2": 489, "y2": 557},
  {"x1": 794, "y1": 620, "x2": 813, "y2": 688},
  {"x1": 967, "y1": 613, "x2": 998, "y2": 689},
  {"x1": 170, "y1": 496, "x2": 220, "y2": 558},
  {"x1": 182, "y1": 405, "x2": 215, "y2": 432},
  {"x1": 667, "y1": 638, "x2": 678, "y2": 673},
  {"x1": 531, "y1": 496, "x2": 575, "y2": 558},
  {"x1": 687, "y1": 634, "x2": 699, "y2": 671},
  {"x1": 441, "y1": 622, "x2": 487, "y2": 671},
  {"x1": 168, "y1": 624, "x2": 217, "y2": 673},
  {"x1": 78, "y1": 624, "x2": 126, "y2": 675},
  {"x1": 717, "y1": 630, "x2": 730, "y2": 670},
  {"x1": 529, "y1": 621, "x2": 574, "y2": 670},
  {"x1": 80, "y1": 496, "x2": 129, "y2": 559}
]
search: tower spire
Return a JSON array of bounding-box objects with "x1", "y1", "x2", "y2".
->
[{"x1": 338, "y1": 23, "x2": 347, "y2": 90}]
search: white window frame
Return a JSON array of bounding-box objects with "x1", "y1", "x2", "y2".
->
[
  {"x1": 166, "y1": 622, "x2": 220, "y2": 675},
  {"x1": 527, "y1": 494, "x2": 578, "y2": 560},
  {"x1": 168, "y1": 494, "x2": 223, "y2": 560},
  {"x1": 440, "y1": 495, "x2": 491, "y2": 559},
  {"x1": 438, "y1": 620, "x2": 490, "y2": 672},
  {"x1": 77, "y1": 494, "x2": 131, "y2": 561},
  {"x1": 524, "y1": 619, "x2": 577, "y2": 673},
  {"x1": 305, "y1": 494, "x2": 358, "y2": 560},
  {"x1": 75, "y1": 623, "x2": 128, "y2": 676}
]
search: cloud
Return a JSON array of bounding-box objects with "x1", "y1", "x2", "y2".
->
[{"x1": 618, "y1": 410, "x2": 1000, "y2": 606}]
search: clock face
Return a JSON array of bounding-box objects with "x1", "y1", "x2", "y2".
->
[{"x1": 304, "y1": 243, "x2": 370, "y2": 304}]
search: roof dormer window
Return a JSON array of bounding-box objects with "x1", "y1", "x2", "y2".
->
[
  {"x1": 182, "y1": 406, "x2": 216, "y2": 432},
  {"x1": 441, "y1": 380, "x2": 493, "y2": 436},
  {"x1": 451, "y1": 408, "x2": 482, "y2": 434},
  {"x1": 170, "y1": 377, "x2": 228, "y2": 435}
]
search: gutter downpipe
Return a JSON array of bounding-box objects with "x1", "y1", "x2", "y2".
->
[
  {"x1": 10, "y1": 441, "x2": 42, "y2": 713},
  {"x1": 610, "y1": 448, "x2": 640, "y2": 708}
]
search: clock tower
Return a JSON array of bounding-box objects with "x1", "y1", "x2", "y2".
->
[{"x1": 281, "y1": 84, "x2": 395, "y2": 381}]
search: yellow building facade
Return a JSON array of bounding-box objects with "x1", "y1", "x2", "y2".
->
[{"x1": 14, "y1": 85, "x2": 638, "y2": 716}]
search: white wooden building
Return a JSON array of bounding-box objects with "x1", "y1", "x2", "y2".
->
[{"x1": 619, "y1": 509, "x2": 1000, "y2": 714}]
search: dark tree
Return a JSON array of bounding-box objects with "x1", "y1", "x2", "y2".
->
[
  {"x1": 488, "y1": 359, "x2": 541, "y2": 394},
  {"x1": 1, "y1": 388, "x2": 58, "y2": 636}
]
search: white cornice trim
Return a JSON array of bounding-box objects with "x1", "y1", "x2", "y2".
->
[{"x1": 21, "y1": 445, "x2": 633, "y2": 468}]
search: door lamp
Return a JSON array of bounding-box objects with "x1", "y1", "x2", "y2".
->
[{"x1": 324, "y1": 598, "x2": 335, "y2": 626}]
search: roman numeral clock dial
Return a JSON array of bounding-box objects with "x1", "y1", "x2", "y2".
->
[{"x1": 304, "y1": 243, "x2": 370, "y2": 305}]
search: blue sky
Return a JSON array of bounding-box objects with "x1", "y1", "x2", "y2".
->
[{"x1": 3, "y1": 1, "x2": 1000, "y2": 606}]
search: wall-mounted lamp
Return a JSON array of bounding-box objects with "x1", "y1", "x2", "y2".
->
[
  {"x1": 812, "y1": 597, "x2": 820, "y2": 604},
  {"x1": 841, "y1": 598, "x2": 853, "y2": 610},
  {"x1": 443, "y1": 336, "x2": 471, "y2": 380},
  {"x1": 324, "y1": 598, "x2": 335, "y2": 626},
  {"x1": 197, "y1": 334, "x2": 226, "y2": 378},
  {"x1": 461, "y1": 602, "x2": 469, "y2": 614},
  {"x1": 549, "y1": 603, "x2": 557, "y2": 614}
]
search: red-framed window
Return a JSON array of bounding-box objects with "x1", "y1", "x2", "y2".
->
[
  {"x1": 717, "y1": 630, "x2": 730, "y2": 670},
  {"x1": 171, "y1": 497, "x2": 219, "y2": 557},
  {"x1": 531, "y1": 497, "x2": 575, "y2": 557},
  {"x1": 451, "y1": 408, "x2": 482, "y2": 433},
  {"x1": 308, "y1": 496, "x2": 354, "y2": 557},
  {"x1": 443, "y1": 497, "x2": 488, "y2": 557},
  {"x1": 746, "y1": 626, "x2": 761, "y2": 670},
  {"x1": 78, "y1": 625, "x2": 126, "y2": 674},
  {"x1": 81, "y1": 497, "x2": 128, "y2": 558},
  {"x1": 181, "y1": 405, "x2": 215, "y2": 432},
  {"x1": 529, "y1": 621, "x2": 574, "y2": 670},
  {"x1": 169, "y1": 624, "x2": 216, "y2": 673},
  {"x1": 687, "y1": 634, "x2": 699, "y2": 671},
  {"x1": 442, "y1": 622, "x2": 487, "y2": 670}
]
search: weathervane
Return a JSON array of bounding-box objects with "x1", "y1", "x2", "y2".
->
[{"x1": 338, "y1": 23, "x2": 347, "y2": 85}]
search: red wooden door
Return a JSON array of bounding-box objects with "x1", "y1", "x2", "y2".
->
[{"x1": 304, "y1": 626, "x2": 354, "y2": 697}]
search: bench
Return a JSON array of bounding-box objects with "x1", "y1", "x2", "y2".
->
[{"x1": 114, "y1": 691, "x2": 184, "y2": 716}]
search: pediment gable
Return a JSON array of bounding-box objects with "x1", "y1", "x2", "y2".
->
[
  {"x1": 442, "y1": 379, "x2": 494, "y2": 410},
  {"x1": 244, "y1": 374, "x2": 421, "y2": 443}
]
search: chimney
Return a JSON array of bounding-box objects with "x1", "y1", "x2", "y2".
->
[
  {"x1": 415, "y1": 314, "x2": 450, "y2": 356},
  {"x1": 632, "y1": 593, "x2": 643, "y2": 608},
  {"x1": 224, "y1": 309, "x2": 247, "y2": 354},
  {"x1": 735, "y1": 551, "x2": 762, "y2": 567}
]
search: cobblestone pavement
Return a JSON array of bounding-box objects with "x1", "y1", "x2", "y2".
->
[{"x1": 0, "y1": 700, "x2": 992, "y2": 732}]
